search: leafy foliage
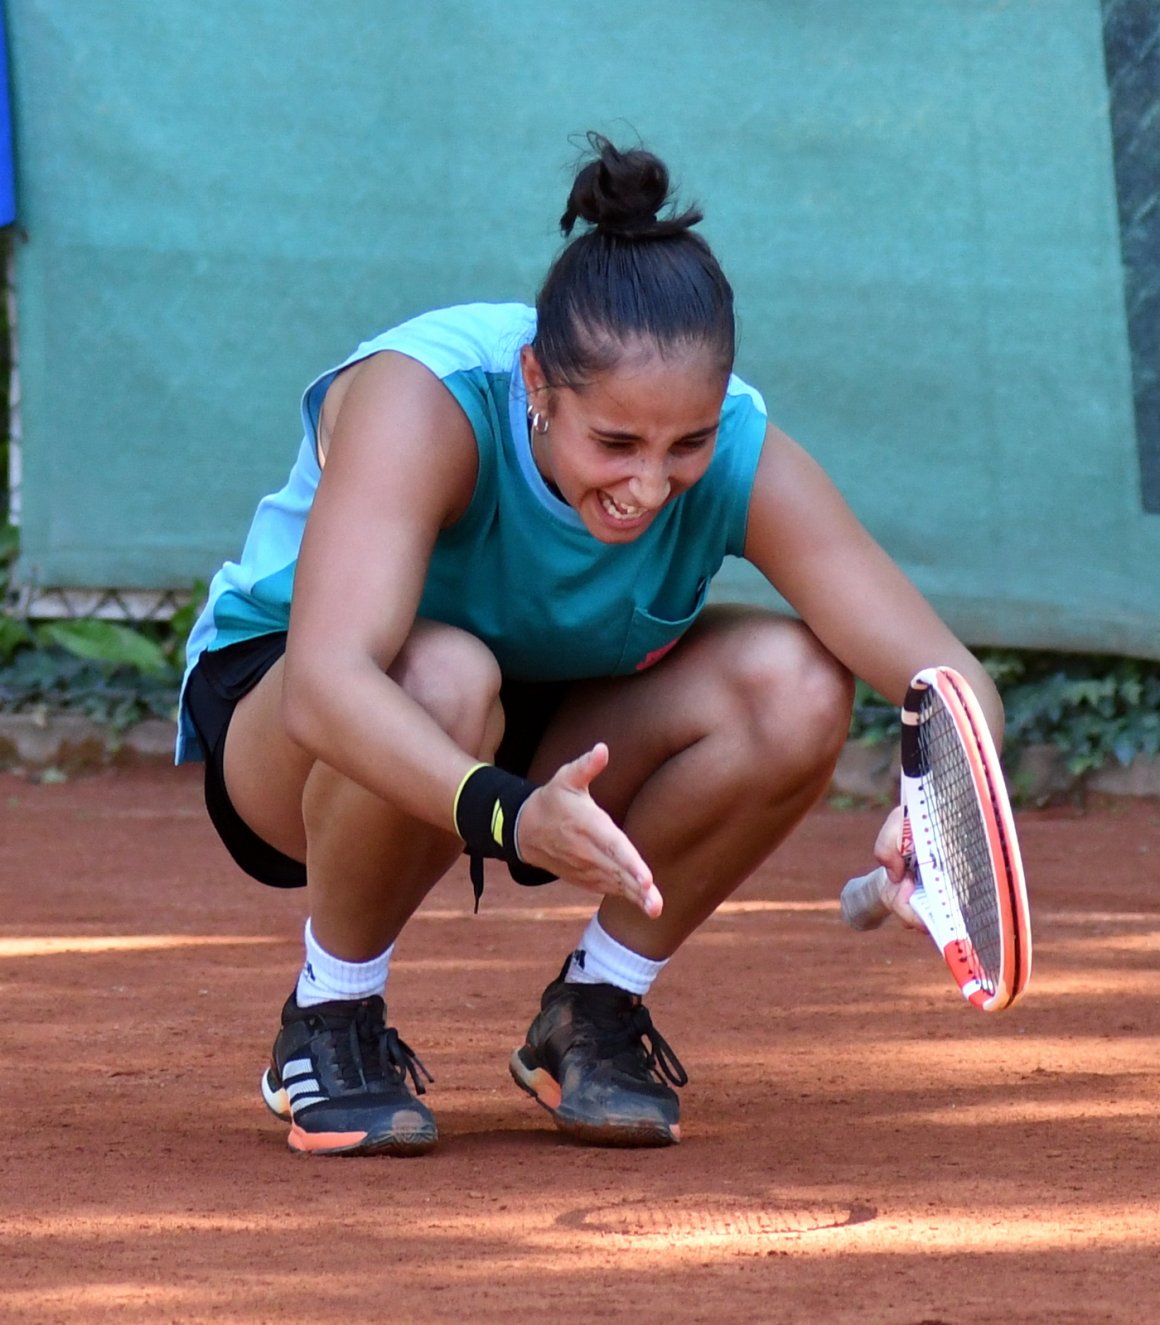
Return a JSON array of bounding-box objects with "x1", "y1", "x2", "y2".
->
[
  {"x1": 0, "y1": 610, "x2": 31, "y2": 661},
  {"x1": 991, "y1": 651, "x2": 1160, "y2": 775},
  {"x1": 0, "y1": 527, "x2": 193, "y2": 732},
  {"x1": 848, "y1": 650, "x2": 1160, "y2": 776},
  {"x1": 0, "y1": 514, "x2": 1158, "y2": 770},
  {"x1": 37, "y1": 618, "x2": 171, "y2": 675},
  {"x1": 848, "y1": 679, "x2": 898, "y2": 747},
  {"x1": 0, "y1": 645, "x2": 180, "y2": 731}
]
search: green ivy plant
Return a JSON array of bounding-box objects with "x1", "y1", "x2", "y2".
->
[
  {"x1": 0, "y1": 526, "x2": 198, "y2": 733},
  {"x1": 990, "y1": 650, "x2": 1160, "y2": 775},
  {"x1": 848, "y1": 649, "x2": 1160, "y2": 778},
  {"x1": 2, "y1": 519, "x2": 1159, "y2": 774}
]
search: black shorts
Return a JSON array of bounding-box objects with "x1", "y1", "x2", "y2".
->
[
  {"x1": 182, "y1": 632, "x2": 569, "y2": 889},
  {"x1": 183, "y1": 632, "x2": 305, "y2": 888}
]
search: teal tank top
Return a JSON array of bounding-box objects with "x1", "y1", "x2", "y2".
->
[{"x1": 178, "y1": 303, "x2": 768, "y2": 761}]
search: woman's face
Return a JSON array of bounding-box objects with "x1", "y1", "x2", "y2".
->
[{"x1": 521, "y1": 340, "x2": 727, "y2": 544}]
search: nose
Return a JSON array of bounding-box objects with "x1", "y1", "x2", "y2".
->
[{"x1": 628, "y1": 465, "x2": 671, "y2": 509}]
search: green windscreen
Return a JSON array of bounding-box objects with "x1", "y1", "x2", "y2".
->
[{"x1": 7, "y1": 0, "x2": 1157, "y2": 656}]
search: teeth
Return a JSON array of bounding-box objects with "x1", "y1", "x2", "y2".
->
[{"x1": 600, "y1": 493, "x2": 645, "y2": 521}]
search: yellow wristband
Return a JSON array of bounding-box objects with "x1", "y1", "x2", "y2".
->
[{"x1": 452, "y1": 762, "x2": 490, "y2": 835}]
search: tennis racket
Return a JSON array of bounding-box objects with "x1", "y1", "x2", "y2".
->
[{"x1": 839, "y1": 665, "x2": 1031, "y2": 1012}]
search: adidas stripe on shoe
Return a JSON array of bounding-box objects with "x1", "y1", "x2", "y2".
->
[{"x1": 261, "y1": 992, "x2": 437, "y2": 1157}]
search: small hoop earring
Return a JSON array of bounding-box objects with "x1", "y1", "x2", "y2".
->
[{"x1": 528, "y1": 408, "x2": 550, "y2": 437}]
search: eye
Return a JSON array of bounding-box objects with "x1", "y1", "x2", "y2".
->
[
  {"x1": 673, "y1": 433, "x2": 715, "y2": 453},
  {"x1": 595, "y1": 436, "x2": 634, "y2": 453}
]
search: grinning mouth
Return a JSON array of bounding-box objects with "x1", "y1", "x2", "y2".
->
[{"x1": 600, "y1": 491, "x2": 646, "y2": 522}]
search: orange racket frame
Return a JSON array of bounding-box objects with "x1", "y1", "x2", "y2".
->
[{"x1": 840, "y1": 666, "x2": 1032, "y2": 1012}]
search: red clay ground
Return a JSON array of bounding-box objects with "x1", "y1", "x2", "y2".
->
[{"x1": 1, "y1": 764, "x2": 1158, "y2": 1324}]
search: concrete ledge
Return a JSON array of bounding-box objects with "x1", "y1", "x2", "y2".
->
[
  {"x1": 1087, "y1": 755, "x2": 1160, "y2": 799},
  {"x1": 829, "y1": 741, "x2": 898, "y2": 803},
  {"x1": 2, "y1": 712, "x2": 1159, "y2": 800},
  {"x1": 0, "y1": 713, "x2": 178, "y2": 772},
  {"x1": 829, "y1": 737, "x2": 1160, "y2": 804}
]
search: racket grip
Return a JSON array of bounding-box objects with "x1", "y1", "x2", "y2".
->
[{"x1": 839, "y1": 866, "x2": 893, "y2": 931}]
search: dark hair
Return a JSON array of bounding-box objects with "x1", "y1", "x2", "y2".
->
[{"x1": 532, "y1": 133, "x2": 735, "y2": 389}]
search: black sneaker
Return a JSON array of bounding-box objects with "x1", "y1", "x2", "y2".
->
[
  {"x1": 260, "y1": 993, "x2": 437, "y2": 1156},
  {"x1": 509, "y1": 960, "x2": 688, "y2": 1147}
]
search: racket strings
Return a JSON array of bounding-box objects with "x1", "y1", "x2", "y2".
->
[{"x1": 916, "y1": 701, "x2": 1002, "y2": 990}]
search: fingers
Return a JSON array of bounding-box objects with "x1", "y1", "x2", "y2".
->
[
  {"x1": 619, "y1": 858, "x2": 662, "y2": 919},
  {"x1": 520, "y1": 747, "x2": 662, "y2": 918},
  {"x1": 574, "y1": 823, "x2": 659, "y2": 918},
  {"x1": 563, "y1": 844, "x2": 662, "y2": 919},
  {"x1": 556, "y1": 742, "x2": 609, "y2": 792},
  {"x1": 638, "y1": 882, "x2": 664, "y2": 919},
  {"x1": 873, "y1": 804, "x2": 908, "y2": 882},
  {"x1": 871, "y1": 805, "x2": 925, "y2": 930},
  {"x1": 880, "y1": 872, "x2": 926, "y2": 931}
]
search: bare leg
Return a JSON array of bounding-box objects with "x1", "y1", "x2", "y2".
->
[
  {"x1": 527, "y1": 606, "x2": 854, "y2": 959},
  {"x1": 221, "y1": 621, "x2": 504, "y2": 961}
]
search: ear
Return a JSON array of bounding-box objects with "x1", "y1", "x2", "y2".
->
[{"x1": 519, "y1": 343, "x2": 549, "y2": 402}]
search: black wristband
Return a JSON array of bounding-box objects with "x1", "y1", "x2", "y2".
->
[{"x1": 453, "y1": 764, "x2": 556, "y2": 883}]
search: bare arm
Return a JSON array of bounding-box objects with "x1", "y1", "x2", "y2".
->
[
  {"x1": 281, "y1": 351, "x2": 659, "y2": 912},
  {"x1": 743, "y1": 424, "x2": 1004, "y2": 744},
  {"x1": 281, "y1": 350, "x2": 484, "y2": 831},
  {"x1": 745, "y1": 425, "x2": 1004, "y2": 918}
]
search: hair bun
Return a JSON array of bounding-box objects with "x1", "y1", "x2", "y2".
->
[{"x1": 561, "y1": 132, "x2": 703, "y2": 239}]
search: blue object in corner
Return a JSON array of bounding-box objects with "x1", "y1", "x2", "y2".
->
[{"x1": 0, "y1": 4, "x2": 14, "y2": 226}]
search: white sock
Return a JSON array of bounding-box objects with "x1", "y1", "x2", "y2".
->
[
  {"x1": 295, "y1": 918, "x2": 393, "y2": 1008},
  {"x1": 564, "y1": 916, "x2": 667, "y2": 996}
]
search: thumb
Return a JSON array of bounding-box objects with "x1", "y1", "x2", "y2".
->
[{"x1": 556, "y1": 742, "x2": 610, "y2": 793}]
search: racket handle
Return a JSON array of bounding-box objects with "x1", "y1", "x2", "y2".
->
[{"x1": 839, "y1": 866, "x2": 892, "y2": 931}]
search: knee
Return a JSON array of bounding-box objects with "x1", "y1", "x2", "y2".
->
[
  {"x1": 393, "y1": 625, "x2": 503, "y2": 751},
  {"x1": 725, "y1": 621, "x2": 854, "y2": 767}
]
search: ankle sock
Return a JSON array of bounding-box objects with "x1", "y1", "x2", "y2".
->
[
  {"x1": 295, "y1": 918, "x2": 394, "y2": 1007},
  {"x1": 564, "y1": 915, "x2": 667, "y2": 996}
]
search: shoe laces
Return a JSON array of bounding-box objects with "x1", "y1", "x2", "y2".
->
[
  {"x1": 623, "y1": 1004, "x2": 689, "y2": 1087},
  {"x1": 573, "y1": 987, "x2": 689, "y2": 1088},
  {"x1": 318, "y1": 997, "x2": 434, "y2": 1097}
]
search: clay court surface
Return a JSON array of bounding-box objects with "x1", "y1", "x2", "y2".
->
[{"x1": 1, "y1": 764, "x2": 1157, "y2": 1324}]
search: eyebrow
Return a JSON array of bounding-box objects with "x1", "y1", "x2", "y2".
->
[{"x1": 592, "y1": 423, "x2": 720, "y2": 443}]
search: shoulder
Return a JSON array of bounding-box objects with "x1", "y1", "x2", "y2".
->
[
  {"x1": 699, "y1": 371, "x2": 769, "y2": 492},
  {"x1": 316, "y1": 303, "x2": 534, "y2": 464},
  {"x1": 306, "y1": 304, "x2": 535, "y2": 443},
  {"x1": 362, "y1": 303, "x2": 536, "y2": 381},
  {"x1": 316, "y1": 348, "x2": 480, "y2": 531},
  {"x1": 723, "y1": 371, "x2": 767, "y2": 419},
  {"x1": 718, "y1": 372, "x2": 768, "y2": 444}
]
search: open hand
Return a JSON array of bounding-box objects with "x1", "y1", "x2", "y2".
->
[{"x1": 515, "y1": 743, "x2": 662, "y2": 918}]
